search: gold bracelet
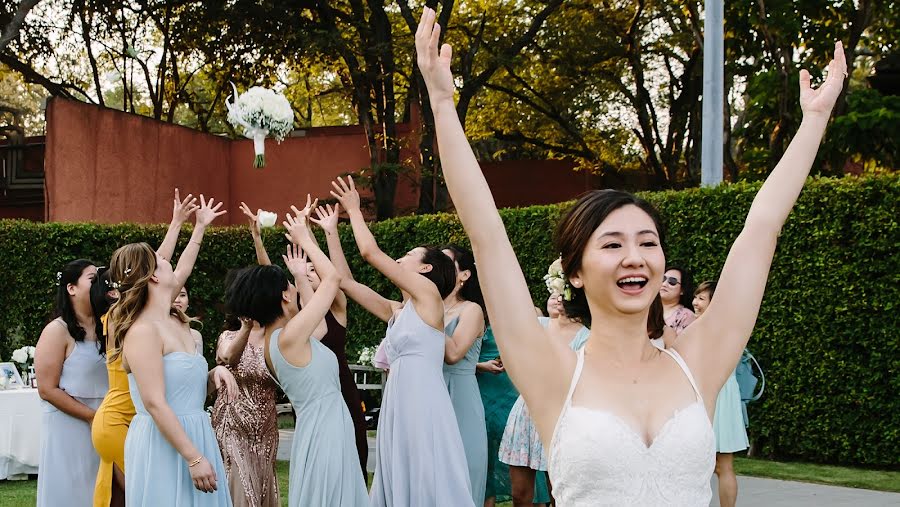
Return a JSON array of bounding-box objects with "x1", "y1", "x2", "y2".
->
[{"x1": 188, "y1": 456, "x2": 203, "y2": 467}]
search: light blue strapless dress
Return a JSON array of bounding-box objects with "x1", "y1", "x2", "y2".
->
[
  {"x1": 125, "y1": 352, "x2": 231, "y2": 506},
  {"x1": 443, "y1": 316, "x2": 488, "y2": 505},
  {"x1": 268, "y1": 329, "x2": 368, "y2": 506}
]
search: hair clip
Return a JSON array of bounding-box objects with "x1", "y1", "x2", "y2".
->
[
  {"x1": 124, "y1": 268, "x2": 132, "y2": 275},
  {"x1": 110, "y1": 281, "x2": 122, "y2": 290},
  {"x1": 56, "y1": 272, "x2": 62, "y2": 283}
]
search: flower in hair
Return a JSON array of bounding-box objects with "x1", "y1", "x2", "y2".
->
[
  {"x1": 56, "y1": 272, "x2": 62, "y2": 284},
  {"x1": 110, "y1": 281, "x2": 121, "y2": 290},
  {"x1": 124, "y1": 268, "x2": 132, "y2": 275},
  {"x1": 544, "y1": 257, "x2": 573, "y2": 301}
]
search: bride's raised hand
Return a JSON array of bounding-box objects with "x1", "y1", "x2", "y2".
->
[
  {"x1": 800, "y1": 41, "x2": 847, "y2": 121},
  {"x1": 415, "y1": 6, "x2": 455, "y2": 106}
]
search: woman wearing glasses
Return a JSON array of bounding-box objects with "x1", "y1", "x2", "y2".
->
[{"x1": 659, "y1": 266, "x2": 696, "y2": 334}]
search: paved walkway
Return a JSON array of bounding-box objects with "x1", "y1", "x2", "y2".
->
[{"x1": 278, "y1": 430, "x2": 900, "y2": 506}]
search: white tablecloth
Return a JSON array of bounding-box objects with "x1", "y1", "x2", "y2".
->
[{"x1": 0, "y1": 388, "x2": 41, "y2": 480}]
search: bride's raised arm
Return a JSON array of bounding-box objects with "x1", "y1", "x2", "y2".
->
[
  {"x1": 677, "y1": 42, "x2": 847, "y2": 397},
  {"x1": 414, "y1": 8, "x2": 570, "y2": 407}
]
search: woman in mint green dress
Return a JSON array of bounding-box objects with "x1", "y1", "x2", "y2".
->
[
  {"x1": 476, "y1": 324, "x2": 551, "y2": 506},
  {"x1": 692, "y1": 281, "x2": 748, "y2": 507},
  {"x1": 226, "y1": 209, "x2": 368, "y2": 507}
]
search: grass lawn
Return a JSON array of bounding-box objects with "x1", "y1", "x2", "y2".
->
[
  {"x1": 2, "y1": 457, "x2": 896, "y2": 506},
  {"x1": 734, "y1": 457, "x2": 900, "y2": 493}
]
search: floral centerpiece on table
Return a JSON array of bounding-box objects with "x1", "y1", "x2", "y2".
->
[
  {"x1": 226, "y1": 84, "x2": 295, "y2": 168},
  {"x1": 357, "y1": 346, "x2": 376, "y2": 367},
  {"x1": 11, "y1": 345, "x2": 35, "y2": 382}
]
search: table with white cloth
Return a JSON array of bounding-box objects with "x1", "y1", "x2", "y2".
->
[{"x1": 0, "y1": 388, "x2": 42, "y2": 480}]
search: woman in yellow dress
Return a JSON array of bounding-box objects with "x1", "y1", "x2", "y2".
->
[{"x1": 90, "y1": 190, "x2": 234, "y2": 506}]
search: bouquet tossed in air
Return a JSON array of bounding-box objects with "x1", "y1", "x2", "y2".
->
[{"x1": 226, "y1": 84, "x2": 294, "y2": 168}]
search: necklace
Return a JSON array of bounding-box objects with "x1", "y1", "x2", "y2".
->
[{"x1": 444, "y1": 299, "x2": 462, "y2": 315}]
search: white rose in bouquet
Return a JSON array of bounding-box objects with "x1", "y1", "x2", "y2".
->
[
  {"x1": 257, "y1": 210, "x2": 278, "y2": 228},
  {"x1": 226, "y1": 84, "x2": 295, "y2": 168},
  {"x1": 27, "y1": 346, "x2": 35, "y2": 359}
]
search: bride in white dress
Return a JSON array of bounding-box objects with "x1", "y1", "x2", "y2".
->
[{"x1": 413, "y1": 6, "x2": 847, "y2": 505}]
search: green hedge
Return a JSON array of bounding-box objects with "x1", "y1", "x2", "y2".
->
[{"x1": 0, "y1": 174, "x2": 897, "y2": 467}]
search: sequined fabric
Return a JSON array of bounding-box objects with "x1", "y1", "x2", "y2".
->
[{"x1": 211, "y1": 331, "x2": 280, "y2": 507}]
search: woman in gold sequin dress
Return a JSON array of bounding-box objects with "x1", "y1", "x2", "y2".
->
[
  {"x1": 210, "y1": 204, "x2": 281, "y2": 507},
  {"x1": 212, "y1": 315, "x2": 280, "y2": 507}
]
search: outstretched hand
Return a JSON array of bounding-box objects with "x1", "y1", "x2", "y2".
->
[
  {"x1": 329, "y1": 177, "x2": 361, "y2": 213},
  {"x1": 415, "y1": 7, "x2": 456, "y2": 106},
  {"x1": 309, "y1": 203, "x2": 341, "y2": 234},
  {"x1": 172, "y1": 188, "x2": 199, "y2": 224},
  {"x1": 800, "y1": 41, "x2": 847, "y2": 120},
  {"x1": 238, "y1": 202, "x2": 261, "y2": 235},
  {"x1": 290, "y1": 194, "x2": 319, "y2": 223},
  {"x1": 283, "y1": 243, "x2": 308, "y2": 278},
  {"x1": 282, "y1": 209, "x2": 310, "y2": 245},
  {"x1": 195, "y1": 194, "x2": 227, "y2": 228}
]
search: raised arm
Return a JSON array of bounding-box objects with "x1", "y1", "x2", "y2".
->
[
  {"x1": 281, "y1": 212, "x2": 341, "y2": 347},
  {"x1": 215, "y1": 320, "x2": 252, "y2": 367},
  {"x1": 330, "y1": 176, "x2": 443, "y2": 320},
  {"x1": 309, "y1": 203, "x2": 350, "y2": 324},
  {"x1": 157, "y1": 189, "x2": 198, "y2": 261},
  {"x1": 678, "y1": 42, "x2": 848, "y2": 395},
  {"x1": 445, "y1": 303, "x2": 486, "y2": 364},
  {"x1": 123, "y1": 323, "x2": 218, "y2": 493},
  {"x1": 415, "y1": 9, "x2": 562, "y2": 400},
  {"x1": 239, "y1": 202, "x2": 272, "y2": 265},
  {"x1": 171, "y1": 194, "x2": 227, "y2": 300}
]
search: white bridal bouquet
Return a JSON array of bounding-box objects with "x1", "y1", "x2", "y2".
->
[{"x1": 226, "y1": 83, "x2": 294, "y2": 168}]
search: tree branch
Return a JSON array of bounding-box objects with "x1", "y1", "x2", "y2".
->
[{"x1": 0, "y1": 0, "x2": 43, "y2": 51}]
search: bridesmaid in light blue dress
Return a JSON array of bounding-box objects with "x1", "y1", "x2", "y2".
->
[
  {"x1": 441, "y1": 245, "x2": 488, "y2": 506},
  {"x1": 34, "y1": 259, "x2": 109, "y2": 507},
  {"x1": 125, "y1": 352, "x2": 231, "y2": 506},
  {"x1": 226, "y1": 209, "x2": 368, "y2": 507},
  {"x1": 111, "y1": 197, "x2": 232, "y2": 506},
  {"x1": 327, "y1": 176, "x2": 473, "y2": 506}
]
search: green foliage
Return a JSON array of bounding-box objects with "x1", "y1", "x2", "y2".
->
[
  {"x1": 0, "y1": 174, "x2": 897, "y2": 467},
  {"x1": 823, "y1": 89, "x2": 900, "y2": 172}
]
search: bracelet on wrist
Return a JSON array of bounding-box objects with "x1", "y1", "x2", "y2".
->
[{"x1": 188, "y1": 456, "x2": 203, "y2": 467}]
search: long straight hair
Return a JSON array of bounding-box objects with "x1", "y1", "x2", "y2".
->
[{"x1": 53, "y1": 259, "x2": 102, "y2": 347}]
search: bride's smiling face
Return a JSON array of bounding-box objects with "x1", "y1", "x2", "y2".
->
[{"x1": 570, "y1": 205, "x2": 665, "y2": 316}]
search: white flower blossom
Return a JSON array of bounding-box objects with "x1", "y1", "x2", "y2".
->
[
  {"x1": 11, "y1": 348, "x2": 27, "y2": 364},
  {"x1": 258, "y1": 210, "x2": 278, "y2": 228},
  {"x1": 357, "y1": 347, "x2": 375, "y2": 366}
]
